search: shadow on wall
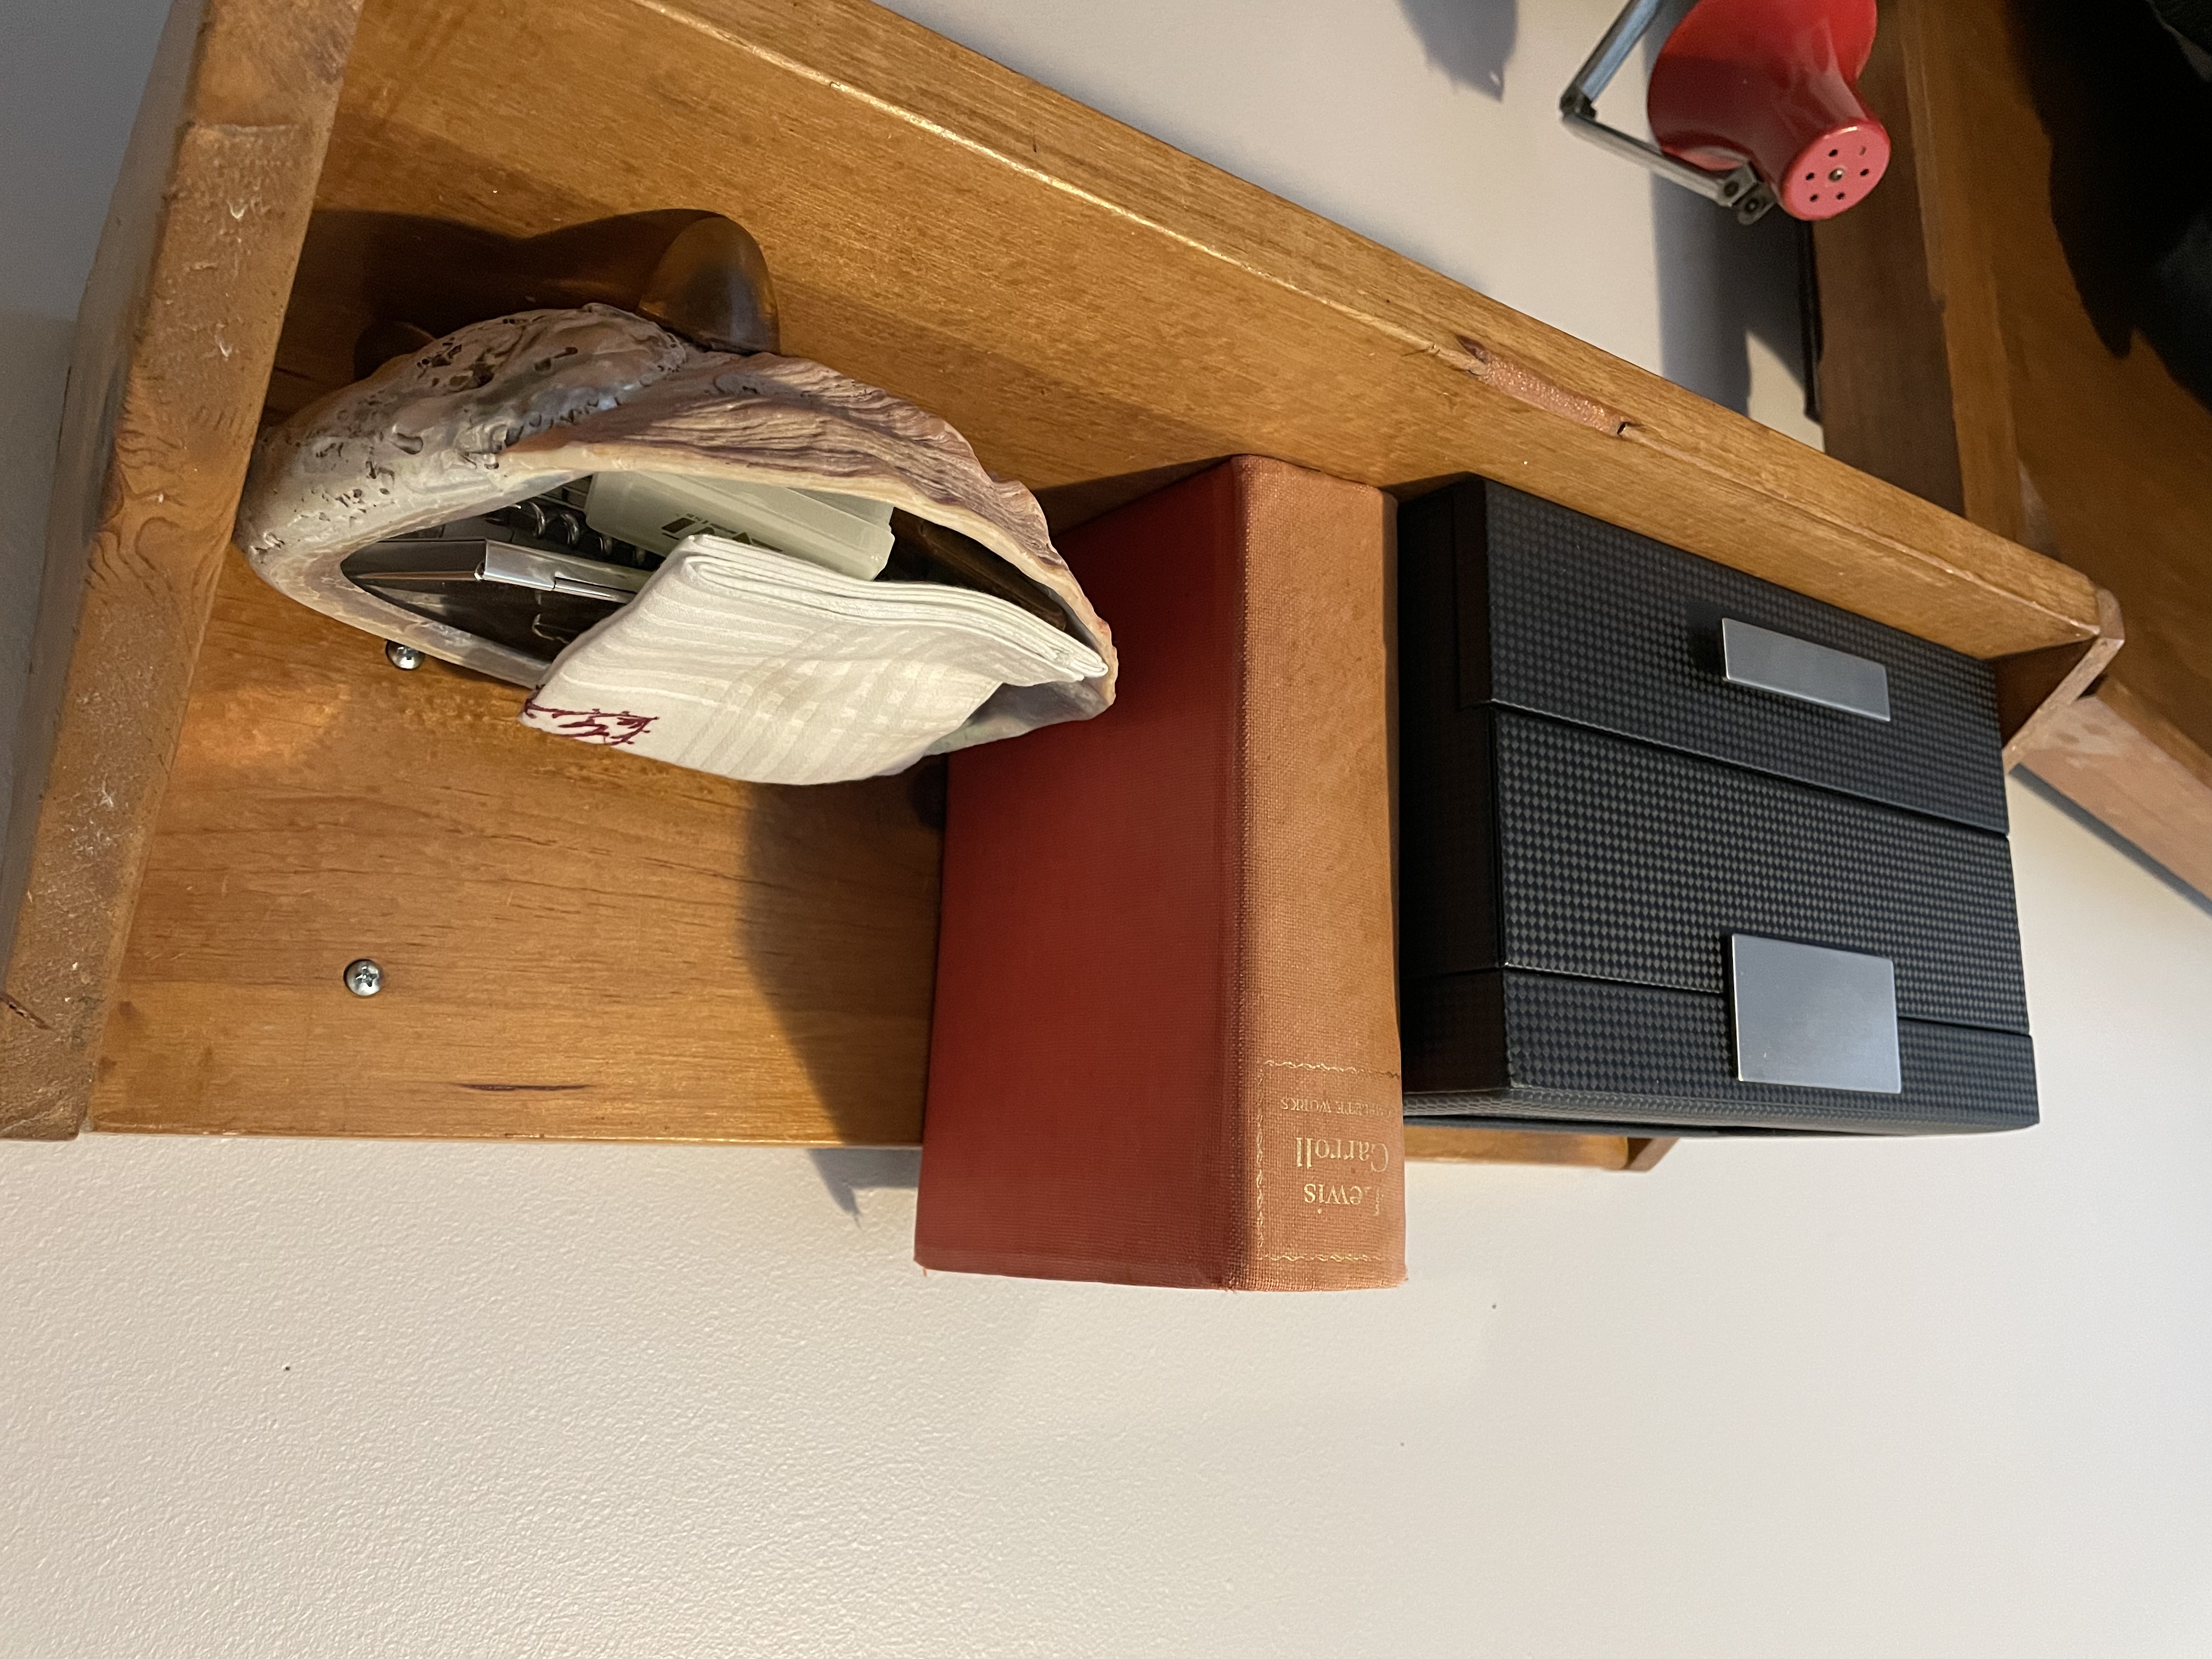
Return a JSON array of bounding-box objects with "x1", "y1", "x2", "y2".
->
[
  {"x1": 2013, "y1": 0, "x2": 2212, "y2": 411},
  {"x1": 2015, "y1": 772, "x2": 2212, "y2": 920},
  {"x1": 809, "y1": 1148, "x2": 922, "y2": 1218},
  {"x1": 1637, "y1": 0, "x2": 1815, "y2": 425},
  {"x1": 1650, "y1": 178, "x2": 1812, "y2": 419},
  {"x1": 1397, "y1": 0, "x2": 1517, "y2": 98}
]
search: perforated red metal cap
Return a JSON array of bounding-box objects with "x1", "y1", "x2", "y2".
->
[{"x1": 1647, "y1": 0, "x2": 1891, "y2": 221}]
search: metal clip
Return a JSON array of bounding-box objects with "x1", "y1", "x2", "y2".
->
[{"x1": 1560, "y1": 0, "x2": 1777, "y2": 224}]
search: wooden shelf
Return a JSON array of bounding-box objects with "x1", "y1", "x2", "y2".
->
[
  {"x1": 1815, "y1": 0, "x2": 2212, "y2": 894},
  {"x1": 4, "y1": 0, "x2": 2104, "y2": 1169}
]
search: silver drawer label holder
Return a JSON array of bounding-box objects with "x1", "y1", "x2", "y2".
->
[
  {"x1": 1721, "y1": 617, "x2": 1891, "y2": 721},
  {"x1": 1729, "y1": 934, "x2": 1904, "y2": 1093}
]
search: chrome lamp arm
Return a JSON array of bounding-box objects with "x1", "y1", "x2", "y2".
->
[{"x1": 1560, "y1": 0, "x2": 1778, "y2": 224}]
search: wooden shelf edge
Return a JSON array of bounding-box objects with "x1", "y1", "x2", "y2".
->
[
  {"x1": 2015, "y1": 680, "x2": 2212, "y2": 900},
  {"x1": 6, "y1": 0, "x2": 2103, "y2": 1147},
  {"x1": 1997, "y1": 586, "x2": 2125, "y2": 764},
  {"x1": 1402, "y1": 1126, "x2": 1668, "y2": 1172},
  {"x1": 1, "y1": 0, "x2": 363, "y2": 1138},
  {"x1": 77, "y1": 1119, "x2": 1661, "y2": 1173},
  {"x1": 678, "y1": 0, "x2": 2099, "y2": 661}
]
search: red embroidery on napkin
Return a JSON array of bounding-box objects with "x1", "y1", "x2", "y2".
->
[{"x1": 521, "y1": 699, "x2": 657, "y2": 747}]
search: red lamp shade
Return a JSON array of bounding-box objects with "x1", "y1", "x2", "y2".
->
[{"x1": 1647, "y1": 0, "x2": 1891, "y2": 221}]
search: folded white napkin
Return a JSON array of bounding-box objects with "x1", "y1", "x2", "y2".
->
[{"x1": 520, "y1": 534, "x2": 1107, "y2": 785}]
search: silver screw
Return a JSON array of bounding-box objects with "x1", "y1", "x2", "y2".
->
[
  {"x1": 385, "y1": 641, "x2": 425, "y2": 671},
  {"x1": 343, "y1": 958, "x2": 383, "y2": 997}
]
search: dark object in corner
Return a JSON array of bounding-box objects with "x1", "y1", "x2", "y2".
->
[
  {"x1": 2018, "y1": 0, "x2": 2212, "y2": 410},
  {"x1": 2147, "y1": 0, "x2": 2212, "y2": 68},
  {"x1": 634, "y1": 214, "x2": 781, "y2": 355},
  {"x1": 348, "y1": 208, "x2": 782, "y2": 382}
]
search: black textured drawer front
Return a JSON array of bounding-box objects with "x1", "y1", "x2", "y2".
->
[
  {"x1": 1404, "y1": 972, "x2": 2038, "y2": 1136},
  {"x1": 1403, "y1": 479, "x2": 2009, "y2": 833},
  {"x1": 1395, "y1": 478, "x2": 2035, "y2": 1137},
  {"x1": 1474, "y1": 710, "x2": 2030, "y2": 1031}
]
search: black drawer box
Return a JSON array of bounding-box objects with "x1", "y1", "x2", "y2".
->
[
  {"x1": 1399, "y1": 708, "x2": 2029, "y2": 1033},
  {"x1": 1398, "y1": 481, "x2": 2035, "y2": 1138},
  {"x1": 1403, "y1": 972, "x2": 2038, "y2": 1136},
  {"x1": 1401, "y1": 479, "x2": 2009, "y2": 834}
]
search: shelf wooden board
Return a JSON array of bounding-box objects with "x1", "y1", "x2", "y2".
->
[
  {"x1": 8, "y1": 0, "x2": 2100, "y2": 1160},
  {"x1": 90, "y1": 556, "x2": 943, "y2": 1146},
  {"x1": 267, "y1": 0, "x2": 2097, "y2": 659},
  {"x1": 1815, "y1": 0, "x2": 2212, "y2": 895},
  {"x1": 1, "y1": 0, "x2": 363, "y2": 1138}
]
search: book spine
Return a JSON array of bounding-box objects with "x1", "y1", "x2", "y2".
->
[{"x1": 1227, "y1": 459, "x2": 1406, "y2": 1290}]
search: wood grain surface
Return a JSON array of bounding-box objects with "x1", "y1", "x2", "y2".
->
[
  {"x1": 88, "y1": 549, "x2": 1635, "y2": 1163},
  {"x1": 92, "y1": 555, "x2": 943, "y2": 1143},
  {"x1": 21, "y1": 0, "x2": 2107, "y2": 1153},
  {"x1": 1, "y1": 0, "x2": 363, "y2": 1137},
  {"x1": 277, "y1": 0, "x2": 2096, "y2": 658},
  {"x1": 1401, "y1": 1127, "x2": 1669, "y2": 1172},
  {"x1": 2015, "y1": 684, "x2": 2212, "y2": 900},
  {"x1": 1998, "y1": 588, "x2": 2125, "y2": 768},
  {"x1": 1818, "y1": 0, "x2": 2212, "y2": 889}
]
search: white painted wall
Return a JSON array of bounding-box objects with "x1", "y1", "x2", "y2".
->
[{"x1": 5, "y1": 4, "x2": 2211, "y2": 1655}]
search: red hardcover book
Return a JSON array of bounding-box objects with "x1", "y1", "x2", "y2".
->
[{"x1": 916, "y1": 456, "x2": 1404, "y2": 1290}]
